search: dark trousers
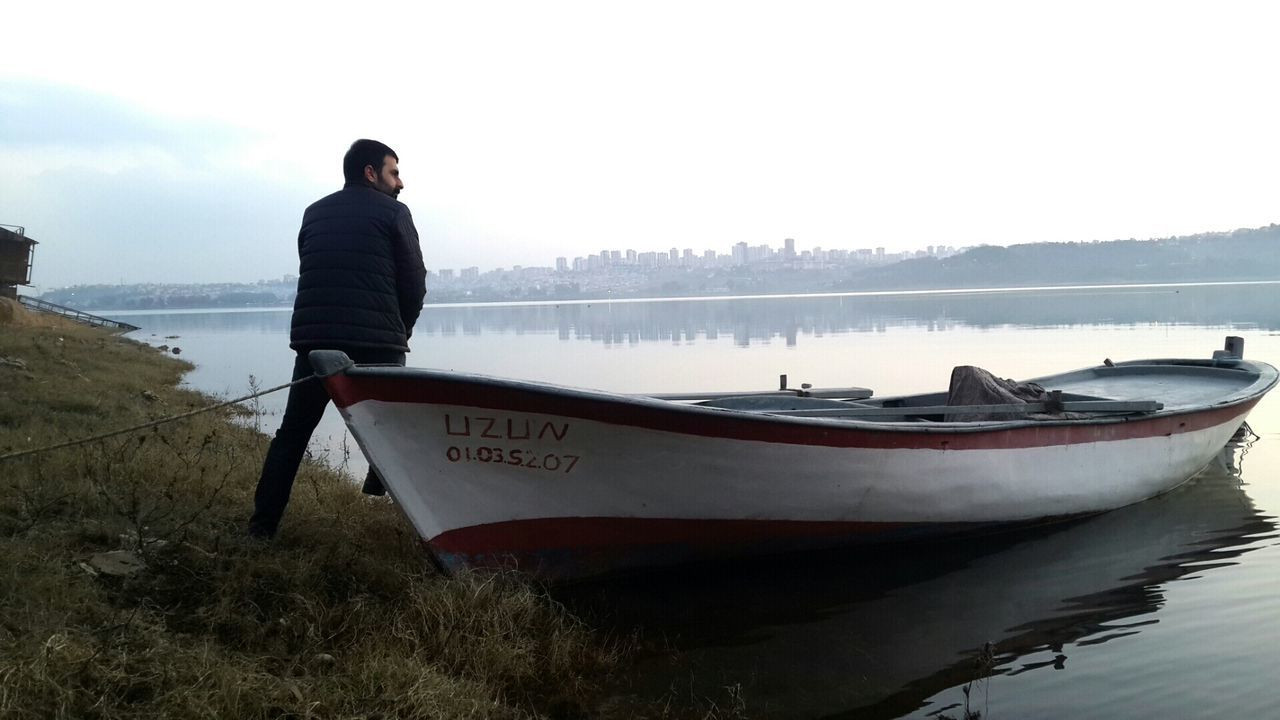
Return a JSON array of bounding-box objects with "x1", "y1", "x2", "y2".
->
[{"x1": 249, "y1": 348, "x2": 405, "y2": 537}]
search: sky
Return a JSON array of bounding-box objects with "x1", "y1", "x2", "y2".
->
[{"x1": 3, "y1": 1, "x2": 1278, "y2": 289}]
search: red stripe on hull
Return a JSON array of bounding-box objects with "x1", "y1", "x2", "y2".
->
[
  {"x1": 322, "y1": 373, "x2": 1258, "y2": 450},
  {"x1": 427, "y1": 517, "x2": 971, "y2": 580},
  {"x1": 432, "y1": 516, "x2": 917, "y2": 554}
]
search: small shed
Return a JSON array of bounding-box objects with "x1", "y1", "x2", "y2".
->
[{"x1": 0, "y1": 225, "x2": 37, "y2": 299}]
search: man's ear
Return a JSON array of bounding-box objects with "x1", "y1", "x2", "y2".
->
[{"x1": 363, "y1": 164, "x2": 378, "y2": 183}]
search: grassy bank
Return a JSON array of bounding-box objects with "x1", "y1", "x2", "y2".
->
[{"x1": 0, "y1": 300, "x2": 736, "y2": 719}]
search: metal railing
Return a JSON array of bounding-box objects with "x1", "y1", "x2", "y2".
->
[{"x1": 17, "y1": 295, "x2": 140, "y2": 332}]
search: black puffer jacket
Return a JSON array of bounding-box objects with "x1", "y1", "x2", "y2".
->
[{"x1": 289, "y1": 184, "x2": 426, "y2": 352}]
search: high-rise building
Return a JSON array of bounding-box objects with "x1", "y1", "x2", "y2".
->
[
  {"x1": 556, "y1": 257, "x2": 568, "y2": 272},
  {"x1": 784, "y1": 238, "x2": 796, "y2": 259}
]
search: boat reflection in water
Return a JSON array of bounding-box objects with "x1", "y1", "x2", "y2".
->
[{"x1": 568, "y1": 430, "x2": 1273, "y2": 719}]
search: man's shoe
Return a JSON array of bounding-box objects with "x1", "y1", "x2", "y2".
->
[{"x1": 247, "y1": 523, "x2": 276, "y2": 540}]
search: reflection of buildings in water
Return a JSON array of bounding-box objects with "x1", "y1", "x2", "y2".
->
[
  {"x1": 414, "y1": 285, "x2": 1280, "y2": 348},
  {"x1": 117, "y1": 284, "x2": 1280, "y2": 348},
  {"x1": 570, "y1": 438, "x2": 1270, "y2": 719}
]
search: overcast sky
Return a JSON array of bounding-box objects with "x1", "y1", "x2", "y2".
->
[{"x1": 3, "y1": 1, "x2": 1278, "y2": 289}]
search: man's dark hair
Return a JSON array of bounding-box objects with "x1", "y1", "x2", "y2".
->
[{"x1": 343, "y1": 139, "x2": 399, "y2": 184}]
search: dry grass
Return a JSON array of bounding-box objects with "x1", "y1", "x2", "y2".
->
[{"x1": 0, "y1": 307, "x2": 682, "y2": 719}]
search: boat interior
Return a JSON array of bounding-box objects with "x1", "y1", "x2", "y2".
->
[
  {"x1": 691, "y1": 388, "x2": 1131, "y2": 423},
  {"x1": 669, "y1": 356, "x2": 1268, "y2": 423}
]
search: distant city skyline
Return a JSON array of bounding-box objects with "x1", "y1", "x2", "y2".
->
[
  {"x1": 428, "y1": 237, "x2": 959, "y2": 278},
  {"x1": 35, "y1": 224, "x2": 1280, "y2": 311},
  {"x1": 31, "y1": 234, "x2": 959, "y2": 292}
]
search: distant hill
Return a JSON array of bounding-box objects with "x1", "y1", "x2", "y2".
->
[
  {"x1": 36, "y1": 224, "x2": 1280, "y2": 309},
  {"x1": 37, "y1": 282, "x2": 294, "y2": 311},
  {"x1": 837, "y1": 225, "x2": 1280, "y2": 290}
]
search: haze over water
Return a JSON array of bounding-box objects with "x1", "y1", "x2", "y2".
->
[{"x1": 120, "y1": 282, "x2": 1280, "y2": 718}]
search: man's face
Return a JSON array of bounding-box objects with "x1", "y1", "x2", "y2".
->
[{"x1": 367, "y1": 155, "x2": 404, "y2": 198}]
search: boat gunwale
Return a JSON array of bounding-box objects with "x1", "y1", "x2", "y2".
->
[{"x1": 323, "y1": 356, "x2": 1278, "y2": 436}]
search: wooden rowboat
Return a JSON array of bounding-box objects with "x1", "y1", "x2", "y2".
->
[{"x1": 310, "y1": 337, "x2": 1276, "y2": 582}]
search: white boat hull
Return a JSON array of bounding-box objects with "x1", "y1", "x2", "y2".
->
[{"x1": 314, "y1": 351, "x2": 1275, "y2": 580}]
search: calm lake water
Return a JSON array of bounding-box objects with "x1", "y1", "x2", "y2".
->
[{"x1": 117, "y1": 282, "x2": 1280, "y2": 718}]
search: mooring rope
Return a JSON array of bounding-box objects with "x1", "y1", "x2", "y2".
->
[{"x1": 0, "y1": 375, "x2": 317, "y2": 462}]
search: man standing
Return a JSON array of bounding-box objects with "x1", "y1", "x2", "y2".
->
[{"x1": 249, "y1": 139, "x2": 426, "y2": 539}]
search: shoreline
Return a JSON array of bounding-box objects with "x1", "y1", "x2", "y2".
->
[{"x1": 72, "y1": 277, "x2": 1280, "y2": 316}]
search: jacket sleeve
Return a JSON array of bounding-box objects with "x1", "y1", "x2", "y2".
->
[{"x1": 393, "y1": 205, "x2": 428, "y2": 340}]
